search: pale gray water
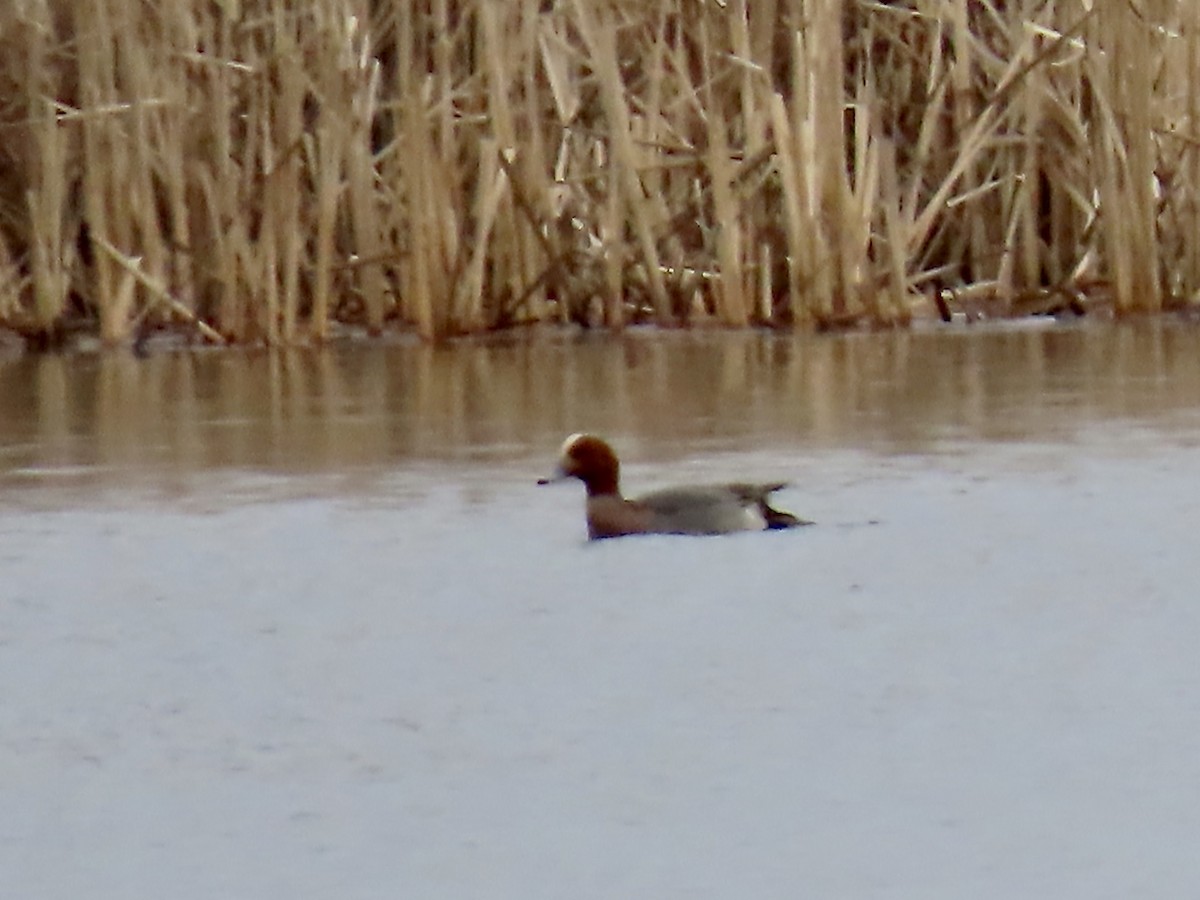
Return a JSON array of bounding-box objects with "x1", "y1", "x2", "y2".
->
[{"x1": 3, "y1": 321, "x2": 1200, "y2": 898}]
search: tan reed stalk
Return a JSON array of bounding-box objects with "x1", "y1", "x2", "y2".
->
[
  {"x1": 404, "y1": 91, "x2": 436, "y2": 341},
  {"x1": 877, "y1": 135, "x2": 912, "y2": 323},
  {"x1": 263, "y1": 63, "x2": 308, "y2": 346},
  {"x1": 1092, "y1": 0, "x2": 1161, "y2": 314},
  {"x1": 600, "y1": 161, "x2": 626, "y2": 328},
  {"x1": 480, "y1": 2, "x2": 541, "y2": 328},
  {"x1": 1013, "y1": 7, "x2": 1044, "y2": 299},
  {"x1": 515, "y1": 4, "x2": 561, "y2": 327},
  {"x1": 190, "y1": 6, "x2": 243, "y2": 341},
  {"x1": 500, "y1": 3, "x2": 560, "y2": 330},
  {"x1": 430, "y1": 0, "x2": 454, "y2": 159},
  {"x1": 571, "y1": 0, "x2": 671, "y2": 324},
  {"x1": 120, "y1": 4, "x2": 167, "y2": 329},
  {"x1": 1088, "y1": 8, "x2": 1138, "y2": 314},
  {"x1": 454, "y1": 139, "x2": 506, "y2": 332},
  {"x1": 1018, "y1": 10, "x2": 1093, "y2": 300},
  {"x1": 378, "y1": 0, "x2": 414, "y2": 329},
  {"x1": 728, "y1": 0, "x2": 762, "y2": 150},
  {"x1": 953, "y1": 0, "x2": 990, "y2": 296},
  {"x1": 148, "y1": 71, "x2": 199, "y2": 338},
  {"x1": 73, "y1": 2, "x2": 122, "y2": 343},
  {"x1": 235, "y1": 16, "x2": 281, "y2": 343},
  {"x1": 768, "y1": 91, "x2": 808, "y2": 324},
  {"x1": 809, "y1": 0, "x2": 851, "y2": 322},
  {"x1": 632, "y1": 9, "x2": 670, "y2": 231},
  {"x1": 479, "y1": 2, "x2": 517, "y2": 150},
  {"x1": 847, "y1": 77, "x2": 883, "y2": 323},
  {"x1": 26, "y1": 99, "x2": 69, "y2": 334},
  {"x1": 1184, "y1": 5, "x2": 1200, "y2": 300},
  {"x1": 701, "y1": 13, "x2": 748, "y2": 327},
  {"x1": 310, "y1": 22, "x2": 346, "y2": 341},
  {"x1": 734, "y1": 2, "x2": 781, "y2": 325}
]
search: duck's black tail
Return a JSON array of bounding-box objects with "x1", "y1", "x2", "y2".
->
[
  {"x1": 727, "y1": 482, "x2": 813, "y2": 530},
  {"x1": 762, "y1": 505, "x2": 814, "y2": 529}
]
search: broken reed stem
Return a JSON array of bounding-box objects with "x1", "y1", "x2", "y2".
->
[
  {"x1": 0, "y1": 0, "x2": 1198, "y2": 346},
  {"x1": 92, "y1": 235, "x2": 225, "y2": 344}
]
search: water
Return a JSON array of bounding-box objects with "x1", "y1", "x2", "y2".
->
[{"x1": 3, "y1": 321, "x2": 1200, "y2": 898}]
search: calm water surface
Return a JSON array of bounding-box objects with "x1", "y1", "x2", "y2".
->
[
  {"x1": 3, "y1": 320, "x2": 1200, "y2": 497},
  {"x1": 4, "y1": 321, "x2": 1200, "y2": 899}
]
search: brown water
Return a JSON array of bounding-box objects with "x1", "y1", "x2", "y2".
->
[
  {"x1": 4, "y1": 320, "x2": 1200, "y2": 899},
  {"x1": 3, "y1": 319, "x2": 1200, "y2": 500}
]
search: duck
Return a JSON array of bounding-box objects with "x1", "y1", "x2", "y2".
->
[{"x1": 538, "y1": 433, "x2": 811, "y2": 539}]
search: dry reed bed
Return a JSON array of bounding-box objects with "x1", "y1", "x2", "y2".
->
[{"x1": 0, "y1": 0, "x2": 1197, "y2": 346}]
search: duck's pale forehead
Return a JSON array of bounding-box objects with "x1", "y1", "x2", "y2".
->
[{"x1": 562, "y1": 432, "x2": 588, "y2": 453}]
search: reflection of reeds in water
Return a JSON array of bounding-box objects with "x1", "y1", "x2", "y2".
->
[
  {"x1": 4, "y1": 325, "x2": 1200, "y2": 483},
  {"x1": 0, "y1": 2, "x2": 1197, "y2": 345}
]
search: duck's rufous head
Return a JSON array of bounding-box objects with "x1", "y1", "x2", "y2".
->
[{"x1": 537, "y1": 433, "x2": 621, "y2": 496}]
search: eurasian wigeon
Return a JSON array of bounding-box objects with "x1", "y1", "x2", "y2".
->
[{"x1": 539, "y1": 433, "x2": 811, "y2": 539}]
